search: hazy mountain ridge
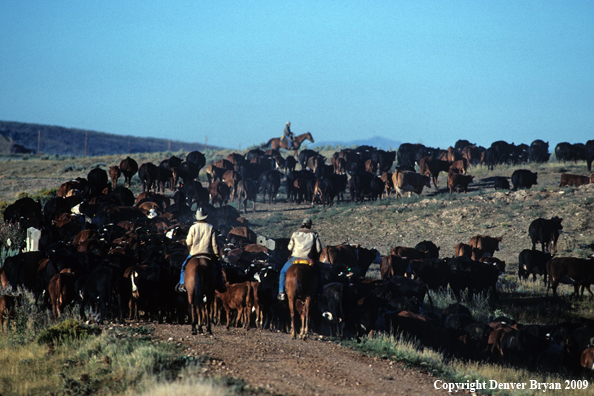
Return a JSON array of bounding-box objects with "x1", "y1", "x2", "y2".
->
[{"x1": 0, "y1": 121, "x2": 217, "y2": 156}]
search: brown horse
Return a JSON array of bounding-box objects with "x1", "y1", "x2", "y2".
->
[
  {"x1": 285, "y1": 261, "x2": 318, "y2": 339},
  {"x1": 262, "y1": 132, "x2": 314, "y2": 155},
  {"x1": 185, "y1": 256, "x2": 216, "y2": 335}
]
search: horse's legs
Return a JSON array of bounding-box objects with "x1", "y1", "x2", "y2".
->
[{"x1": 288, "y1": 298, "x2": 297, "y2": 339}]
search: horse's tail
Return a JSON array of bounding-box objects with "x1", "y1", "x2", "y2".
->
[
  {"x1": 260, "y1": 138, "x2": 274, "y2": 149},
  {"x1": 191, "y1": 262, "x2": 205, "y2": 306}
]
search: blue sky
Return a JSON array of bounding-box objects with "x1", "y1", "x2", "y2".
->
[{"x1": 1, "y1": 1, "x2": 593, "y2": 151}]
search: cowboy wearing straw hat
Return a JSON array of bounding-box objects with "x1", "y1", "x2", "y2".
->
[{"x1": 176, "y1": 207, "x2": 226, "y2": 293}]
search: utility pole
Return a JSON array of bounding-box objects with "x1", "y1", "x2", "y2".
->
[
  {"x1": 204, "y1": 136, "x2": 208, "y2": 151},
  {"x1": 37, "y1": 130, "x2": 40, "y2": 159},
  {"x1": 168, "y1": 139, "x2": 171, "y2": 152},
  {"x1": 84, "y1": 132, "x2": 88, "y2": 157},
  {"x1": 128, "y1": 139, "x2": 131, "y2": 154}
]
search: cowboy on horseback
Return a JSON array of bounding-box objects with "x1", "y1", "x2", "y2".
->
[
  {"x1": 278, "y1": 217, "x2": 323, "y2": 301},
  {"x1": 282, "y1": 121, "x2": 296, "y2": 149},
  {"x1": 176, "y1": 207, "x2": 226, "y2": 294}
]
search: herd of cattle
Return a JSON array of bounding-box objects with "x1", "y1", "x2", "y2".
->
[{"x1": 1, "y1": 138, "x2": 594, "y2": 374}]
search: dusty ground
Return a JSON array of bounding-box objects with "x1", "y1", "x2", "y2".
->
[{"x1": 148, "y1": 323, "x2": 444, "y2": 396}]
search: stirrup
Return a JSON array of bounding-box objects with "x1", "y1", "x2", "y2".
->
[
  {"x1": 277, "y1": 292, "x2": 286, "y2": 301},
  {"x1": 175, "y1": 283, "x2": 186, "y2": 293}
]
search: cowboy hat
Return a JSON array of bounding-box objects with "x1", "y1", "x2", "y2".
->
[
  {"x1": 302, "y1": 217, "x2": 313, "y2": 227},
  {"x1": 195, "y1": 208, "x2": 208, "y2": 221}
]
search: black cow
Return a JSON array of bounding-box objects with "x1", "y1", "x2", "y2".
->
[
  {"x1": 409, "y1": 258, "x2": 450, "y2": 290},
  {"x1": 138, "y1": 162, "x2": 159, "y2": 192},
  {"x1": 371, "y1": 150, "x2": 396, "y2": 174},
  {"x1": 414, "y1": 240, "x2": 440, "y2": 258},
  {"x1": 447, "y1": 256, "x2": 500, "y2": 300},
  {"x1": 87, "y1": 168, "x2": 109, "y2": 198},
  {"x1": 316, "y1": 282, "x2": 354, "y2": 338},
  {"x1": 529, "y1": 216, "x2": 563, "y2": 253},
  {"x1": 586, "y1": 140, "x2": 594, "y2": 172},
  {"x1": 555, "y1": 142, "x2": 587, "y2": 163},
  {"x1": 348, "y1": 172, "x2": 374, "y2": 202},
  {"x1": 397, "y1": 143, "x2": 425, "y2": 168},
  {"x1": 511, "y1": 169, "x2": 538, "y2": 190},
  {"x1": 529, "y1": 140, "x2": 550, "y2": 163},
  {"x1": 76, "y1": 264, "x2": 123, "y2": 324},
  {"x1": 186, "y1": 151, "x2": 206, "y2": 173},
  {"x1": 518, "y1": 249, "x2": 552, "y2": 281},
  {"x1": 3, "y1": 197, "x2": 42, "y2": 225}
]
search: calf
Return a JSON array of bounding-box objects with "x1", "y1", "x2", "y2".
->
[
  {"x1": 448, "y1": 173, "x2": 474, "y2": 194},
  {"x1": 518, "y1": 249, "x2": 552, "y2": 281},
  {"x1": 512, "y1": 169, "x2": 538, "y2": 190},
  {"x1": 529, "y1": 216, "x2": 563, "y2": 253},
  {"x1": 109, "y1": 166, "x2": 121, "y2": 189},
  {"x1": 546, "y1": 257, "x2": 594, "y2": 297},
  {"x1": 216, "y1": 281, "x2": 254, "y2": 330},
  {"x1": 0, "y1": 295, "x2": 19, "y2": 332},
  {"x1": 48, "y1": 270, "x2": 77, "y2": 319},
  {"x1": 560, "y1": 173, "x2": 590, "y2": 187}
]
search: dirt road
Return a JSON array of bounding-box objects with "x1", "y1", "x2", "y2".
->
[{"x1": 150, "y1": 323, "x2": 444, "y2": 396}]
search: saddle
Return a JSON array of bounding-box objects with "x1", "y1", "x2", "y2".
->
[{"x1": 293, "y1": 258, "x2": 314, "y2": 266}]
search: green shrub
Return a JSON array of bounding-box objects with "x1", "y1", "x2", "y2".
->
[{"x1": 37, "y1": 319, "x2": 102, "y2": 345}]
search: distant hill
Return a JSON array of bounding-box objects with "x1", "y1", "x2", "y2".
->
[
  {"x1": 0, "y1": 121, "x2": 219, "y2": 156},
  {"x1": 309, "y1": 136, "x2": 402, "y2": 151}
]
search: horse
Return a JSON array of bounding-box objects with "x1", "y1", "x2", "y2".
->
[
  {"x1": 285, "y1": 260, "x2": 318, "y2": 339},
  {"x1": 185, "y1": 256, "x2": 216, "y2": 335},
  {"x1": 261, "y1": 132, "x2": 314, "y2": 155}
]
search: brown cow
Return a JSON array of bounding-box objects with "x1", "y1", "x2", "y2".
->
[
  {"x1": 0, "y1": 295, "x2": 19, "y2": 332},
  {"x1": 392, "y1": 170, "x2": 431, "y2": 198},
  {"x1": 418, "y1": 157, "x2": 450, "y2": 189},
  {"x1": 380, "y1": 255, "x2": 408, "y2": 280},
  {"x1": 73, "y1": 229, "x2": 99, "y2": 246},
  {"x1": 546, "y1": 257, "x2": 594, "y2": 297},
  {"x1": 390, "y1": 246, "x2": 428, "y2": 260},
  {"x1": 227, "y1": 226, "x2": 257, "y2": 245},
  {"x1": 205, "y1": 164, "x2": 227, "y2": 183},
  {"x1": 47, "y1": 269, "x2": 77, "y2": 319},
  {"x1": 215, "y1": 281, "x2": 254, "y2": 330},
  {"x1": 381, "y1": 172, "x2": 393, "y2": 197},
  {"x1": 208, "y1": 181, "x2": 231, "y2": 207},
  {"x1": 57, "y1": 179, "x2": 87, "y2": 198},
  {"x1": 109, "y1": 166, "x2": 121, "y2": 189},
  {"x1": 306, "y1": 155, "x2": 325, "y2": 173},
  {"x1": 448, "y1": 173, "x2": 474, "y2": 194},
  {"x1": 119, "y1": 157, "x2": 139, "y2": 187},
  {"x1": 227, "y1": 153, "x2": 245, "y2": 169},
  {"x1": 454, "y1": 242, "x2": 473, "y2": 258},
  {"x1": 236, "y1": 179, "x2": 258, "y2": 214},
  {"x1": 581, "y1": 347, "x2": 594, "y2": 371},
  {"x1": 445, "y1": 146, "x2": 463, "y2": 162},
  {"x1": 332, "y1": 156, "x2": 346, "y2": 175},
  {"x1": 365, "y1": 159, "x2": 378, "y2": 174},
  {"x1": 560, "y1": 173, "x2": 590, "y2": 187},
  {"x1": 468, "y1": 235, "x2": 502, "y2": 256},
  {"x1": 213, "y1": 158, "x2": 234, "y2": 171},
  {"x1": 462, "y1": 145, "x2": 485, "y2": 165},
  {"x1": 222, "y1": 170, "x2": 241, "y2": 201},
  {"x1": 448, "y1": 159, "x2": 468, "y2": 175}
]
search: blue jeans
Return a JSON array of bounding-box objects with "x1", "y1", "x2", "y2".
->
[{"x1": 279, "y1": 257, "x2": 298, "y2": 294}]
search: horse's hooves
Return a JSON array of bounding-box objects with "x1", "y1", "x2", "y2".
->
[{"x1": 191, "y1": 329, "x2": 197, "y2": 336}]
